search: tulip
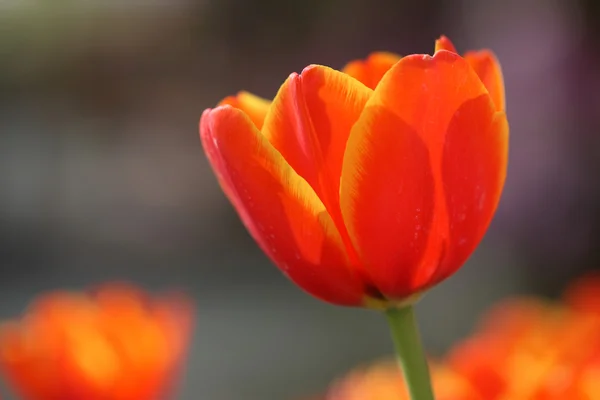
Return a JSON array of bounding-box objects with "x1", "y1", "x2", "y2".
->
[
  {"x1": 200, "y1": 35, "x2": 508, "y2": 400},
  {"x1": 447, "y1": 295, "x2": 600, "y2": 399},
  {"x1": 200, "y1": 35, "x2": 507, "y2": 308},
  {"x1": 0, "y1": 284, "x2": 193, "y2": 400}
]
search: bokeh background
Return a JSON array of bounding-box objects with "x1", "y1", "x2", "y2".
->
[{"x1": 1, "y1": 0, "x2": 599, "y2": 399}]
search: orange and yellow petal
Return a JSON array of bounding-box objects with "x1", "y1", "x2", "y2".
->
[
  {"x1": 342, "y1": 52, "x2": 402, "y2": 90},
  {"x1": 262, "y1": 65, "x2": 372, "y2": 227},
  {"x1": 218, "y1": 91, "x2": 271, "y2": 129},
  {"x1": 434, "y1": 35, "x2": 458, "y2": 54},
  {"x1": 340, "y1": 104, "x2": 436, "y2": 300},
  {"x1": 434, "y1": 36, "x2": 505, "y2": 112},
  {"x1": 200, "y1": 106, "x2": 365, "y2": 305},
  {"x1": 463, "y1": 51, "x2": 505, "y2": 112},
  {"x1": 200, "y1": 108, "x2": 256, "y2": 232},
  {"x1": 341, "y1": 50, "x2": 505, "y2": 299}
]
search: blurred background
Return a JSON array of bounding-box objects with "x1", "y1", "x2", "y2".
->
[{"x1": 0, "y1": 0, "x2": 599, "y2": 399}]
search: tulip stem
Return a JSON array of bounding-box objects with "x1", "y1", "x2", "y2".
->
[{"x1": 385, "y1": 305, "x2": 435, "y2": 400}]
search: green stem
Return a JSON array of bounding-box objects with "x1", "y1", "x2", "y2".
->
[{"x1": 385, "y1": 305, "x2": 435, "y2": 400}]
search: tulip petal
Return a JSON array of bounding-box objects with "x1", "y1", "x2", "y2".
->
[
  {"x1": 434, "y1": 36, "x2": 505, "y2": 112},
  {"x1": 340, "y1": 106, "x2": 436, "y2": 299},
  {"x1": 218, "y1": 91, "x2": 271, "y2": 129},
  {"x1": 200, "y1": 106, "x2": 365, "y2": 305},
  {"x1": 433, "y1": 108, "x2": 508, "y2": 283},
  {"x1": 434, "y1": 35, "x2": 458, "y2": 53},
  {"x1": 341, "y1": 50, "x2": 499, "y2": 298},
  {"x1": 200, "y1": 108, "x2": 254, "y2": 231},
  {"x1": 342, "y1": 52, "x2": 402, "y2": 90},
  {"x1": 464, "y1": 50, "x2": 506, "y2": 112},
  {"x1": 262, "y1": 65, "x2": 372, "y2": 229}
]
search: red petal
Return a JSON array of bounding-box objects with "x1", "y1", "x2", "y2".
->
[
  {"x1": 434, "y1": 36, "x2": 505, "y2": 112},
  {"x1": 200, "y1": 106, "x2": 365, "y2": 305},
  {"x1": 340, "y1": 107, "x2": 435, "y2": 299},
  {"x1": 263, "y1": 66, "x2": 372, "y2": 203},
  {"x1": 342, "y1": 52, "x2": 402, "y2": 90},
  {"x1": 262, "y1": 65, "x2": 372, "y2": 238},
  {"x1": 341, "y1": 50, "x2": 501, "y2": 299},
  {"x1": 464, "y1": 50, "x2": 506, "y2": 112},
  {"x1": 433, "y1": 107, "x2": 508, "y2": 284},
  {"x1": 200, "y1": 108, "x2": 255, "y2": 233},
  {"x1": 218, "y1": 91, "x2": 271, "y2": 129}
]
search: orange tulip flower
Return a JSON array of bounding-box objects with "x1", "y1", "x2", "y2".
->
[
  {"x1": 200, "y1": 36, "x2": 508, "y2": 308},
  {"x1": 0, "y1": 284, "x2": 193, "y2": 400},
  {"x1": 446, "y1": 294, "x2": 600, "y2": 399}
]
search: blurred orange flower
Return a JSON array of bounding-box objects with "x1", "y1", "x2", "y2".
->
[
  {"x1": 200, "y1": 36, "x2": 508, "y2": 309},
  {"x1": 325, "y1": 360, "x2": 480, "y2": 400},
  {"x1": 324, "y1": 272, "x2": 600, "y2": 399},
  {"x1": 0, "y1": 284, "x2": 193, "y2": 400}
]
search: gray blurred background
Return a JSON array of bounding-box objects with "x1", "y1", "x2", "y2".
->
[{"x1": 1, "y1": 0, "x2": 599, "y2": 399}]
